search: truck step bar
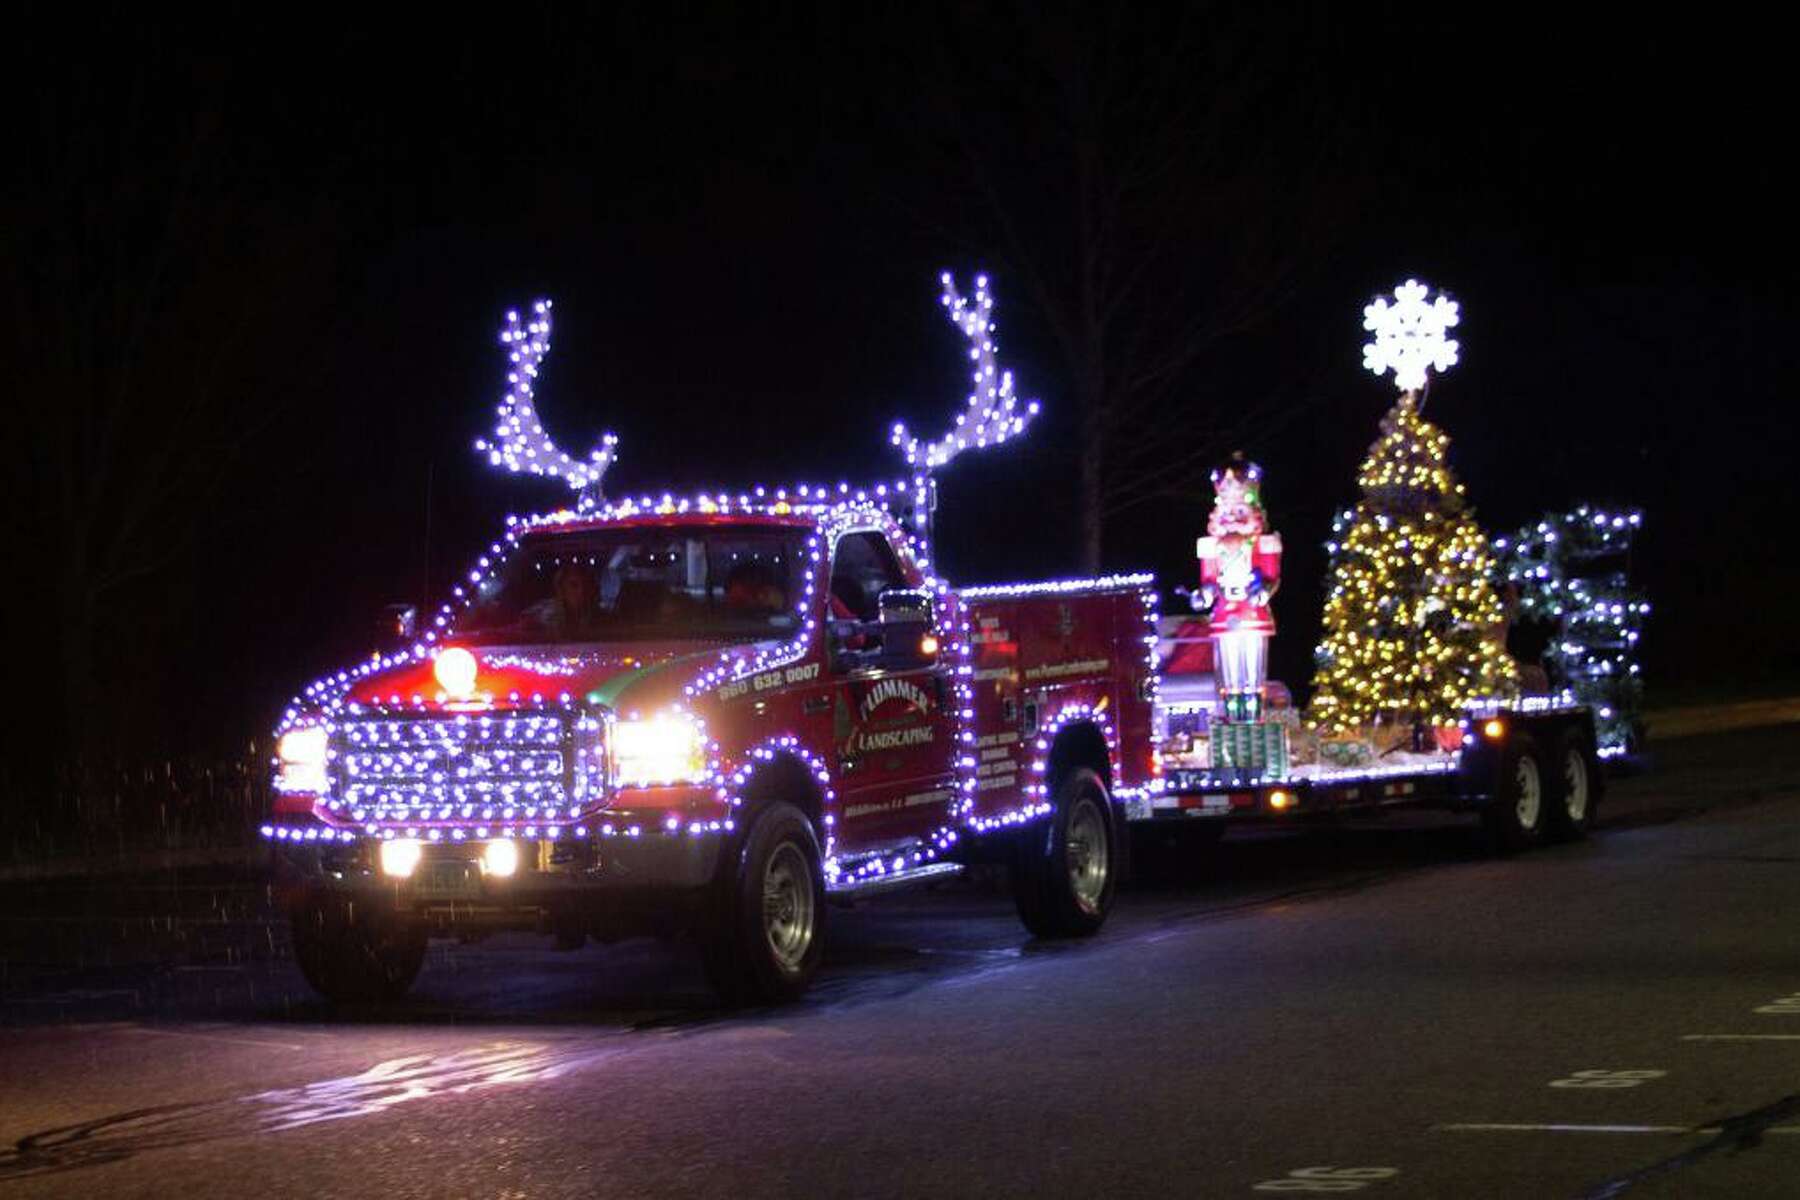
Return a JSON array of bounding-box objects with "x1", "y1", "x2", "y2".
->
[{"x1": 827, "y1": 861, "x2": 964, "y2": 901}]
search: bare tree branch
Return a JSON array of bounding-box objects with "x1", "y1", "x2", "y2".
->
[{"x1": 879, "y1": 5, "x2": 1361, "y2": 568}]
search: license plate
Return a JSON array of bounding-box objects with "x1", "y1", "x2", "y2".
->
[{"x1": 414, "y1": 860, "x2": 480, "y2": 900}]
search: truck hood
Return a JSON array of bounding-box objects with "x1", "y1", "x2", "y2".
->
[{"x1": 344, "y1": 640, "x2": 770, "y2": 715}]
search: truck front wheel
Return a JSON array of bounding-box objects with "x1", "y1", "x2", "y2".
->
[
  {"x1": 702, "y1": 802, "x2": 825, "y2": 1006},
  {"x1": 290, "y1": 896, "x2": 426, "y2": 1004},
  {"x1": 1014, "y1": 767, "x2": 1118, "y2": 938}
]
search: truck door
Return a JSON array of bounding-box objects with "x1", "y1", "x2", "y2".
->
[{"x1": 823, "y1": 529, "x2": 958, "y2": 855}]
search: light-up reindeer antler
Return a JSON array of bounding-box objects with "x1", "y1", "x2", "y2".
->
[
  {"x1": 891, "y1": 272, "x2": 1041, "y2": 471},
  {"x1": 884, "y1": 272, "x2": 1042, "y2": 560},
  {"x1": 475, "y1": 299, "x2": 619, "y2": 502}
]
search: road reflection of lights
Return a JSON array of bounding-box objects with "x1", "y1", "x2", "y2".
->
[
  {"x1": 252, "y1": 1042, "x2": 613, "y2": 1132},
  {"x1": 0, "y1": 1040, "x2": 630, "y2": 1177}
]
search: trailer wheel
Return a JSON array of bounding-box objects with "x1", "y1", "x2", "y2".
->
[
  {"x1": 1546, "y1": 731, "x2": 1602, "y2": 841},
  {"x1": 1482, "y1": 733, "x2": 1547, "y2": 854},
  {"x1": 702, "y1": 802, "x2": 825, "y2": 1006},
  {"x1": 1014, "y1": 768, "x2": 1118, "y2": 938},
  {"x1": 290, "y1": 896, "x2": 426, "y2": 1004}
]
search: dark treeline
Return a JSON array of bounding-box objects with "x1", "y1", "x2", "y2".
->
[{"x1": 2, "y1": 5, "x2": 1791, "y2": 815}]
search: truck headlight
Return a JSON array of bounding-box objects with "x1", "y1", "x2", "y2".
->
[
  {"x1": 380, "y1": 837, "x2": 422, "y2": 879},
  {"x1": 276, "y1": 725, "x2": 329, "y2": 794},
  {"x1": 611, "y1": 712, "x2": 708, "y2": 787},
  {"x1": 482, "y1": 838, "x2": 519, "y2": 878}
]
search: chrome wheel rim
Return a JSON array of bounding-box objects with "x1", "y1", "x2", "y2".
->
[
  {"x1": 1066, "y1": 797, "x2": 1110, "y2": 915},
  {"x1": 1563, "y1": 748, "x2": 1589, "y2": 823},
  {"x1": 762, "y1": 842, "x2": 815, "y2": 973},
  {"x1": 1514, "y1": 756, "x2": 1543, "y2": 831}
]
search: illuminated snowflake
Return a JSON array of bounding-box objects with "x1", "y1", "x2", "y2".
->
[{"x1": 1361, "y1": 279, "x2": 1460, "y2": 393}]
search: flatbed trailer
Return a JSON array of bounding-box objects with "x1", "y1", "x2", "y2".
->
[{"x1": 1133, "y1": 694, "x2": 1604, "y2": 851}]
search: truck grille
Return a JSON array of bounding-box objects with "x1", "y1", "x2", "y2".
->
[{"x1": 330, "y1": 712, "x2": 602, "y2": 827}]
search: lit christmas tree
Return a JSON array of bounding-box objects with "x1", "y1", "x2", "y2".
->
[
  {"x1": 1309, "y1": 282, "x2": 1517, "y2": 734},
  {"x1": 1496, "y1": 506, "x2": 1648, "y2": 754}
]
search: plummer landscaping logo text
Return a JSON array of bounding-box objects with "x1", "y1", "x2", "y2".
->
[{"x1": 858, "y1": 677, "x2": 932, "y2": 723}]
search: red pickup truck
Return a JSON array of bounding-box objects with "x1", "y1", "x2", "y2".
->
[{"x1": 268, "y1": 497, "x2": 1158, "y2": 1004}]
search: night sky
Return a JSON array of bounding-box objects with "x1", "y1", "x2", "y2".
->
[{"x1": 5, "y1": 6, "x2": 1792, "y2": 762}]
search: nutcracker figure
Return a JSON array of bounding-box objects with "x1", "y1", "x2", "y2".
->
[{"x1": 1194, "y1": 453, "x2": 1282, "y2": 722}]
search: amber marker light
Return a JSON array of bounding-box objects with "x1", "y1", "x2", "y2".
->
[
  {"x1": 1482, "y1": 719, "x2": 1505, "y2": 740},
  {"x1": 1269, "y1": 790, "x2": 1295, "y2": 811},
  {"x1": 918, "y1": 634, "x2": 940, "y2": 657}
]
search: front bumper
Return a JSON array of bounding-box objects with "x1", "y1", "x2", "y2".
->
[{"x1": 271, "y1": 830, "x2": 727, "y2": 940}]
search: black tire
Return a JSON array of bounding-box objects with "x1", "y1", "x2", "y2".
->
[
  {"x1": 1545, "y1": 729, "x2": 1602, "y2": 841},
  {"x1": 1014, "y1": 767, "x2": 1119, "y2": 938},
  {"x1": 702, "y1": 802, "x2": 826, "y2": 1006},
  {"x1": 290, "y1": 895, "x2": 426, "y2": 1004},
  {"x1": 1481, "y1": 732, "x2": 1548, "y2": 855}
]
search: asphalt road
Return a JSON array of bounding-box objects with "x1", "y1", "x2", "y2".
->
[{"x1": 1, "y1": 725, "x2": 1797, "y2": 1198}]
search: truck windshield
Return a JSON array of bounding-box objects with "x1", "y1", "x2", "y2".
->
[{"x1": 455, "y1": 525, "x2": 807, "y2": 645}]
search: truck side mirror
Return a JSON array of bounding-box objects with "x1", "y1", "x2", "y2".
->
[
  {"x1": 876, "y1": 588, "x2": 937, "y2": 668},
  {"x1": 877, "y1": 588, "x2": 931, "y2": 626}
]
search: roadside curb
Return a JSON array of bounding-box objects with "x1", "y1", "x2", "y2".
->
[
  {"x1": 0, "y1": 846, "x2": 262, "y2": 884},
  {"x1": 1646, "y1": 697, "x2": 1800, "y2": 741}
]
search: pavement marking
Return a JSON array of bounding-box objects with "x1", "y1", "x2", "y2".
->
[
  {"x1": 252, "y1": 1041, "x2": 617, "y2": 1131},
  {"x1": 3, "y1": 988, "x2": 141, "y2": 1004},
  {"x1": 1682, "y1": 1034, "x2": 1800, "y2": 1041},
  {"x1": 1437, "y1": 1123, "x2": 1696, "y2": 1134},
  {"x1": 1549, "y1": 1069, "x2": 1665, "y2": 1088},
  {"x1": 118, "y1": 1024, "x2": 305, "y2": 1051},
  {"x1": 171, "y1": 964, "x2": 250, "y2": 973},
  {"x1": 1754, "y1": 993, "x2": 1800, "y2": 1014},
  {"x1": 1435, "y1": 1123, "x2": 1800, "y2": 1136},
  {"x1": 1251, "y1": 1166, "x2": 1398, "y2": 1192}
]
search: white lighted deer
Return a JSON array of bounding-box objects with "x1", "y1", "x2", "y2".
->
[
  {"x1": 475, "y1": 299, "x2": 619, "y2": 501},
  {"x1": 887, "y1": 273, "x2": 1041, "y2": 553},
  {"x1": 891, "y1": 272, "x2": 1041, "y2": 471}
]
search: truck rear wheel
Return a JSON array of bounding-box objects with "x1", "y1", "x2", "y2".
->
[
  {"x1": 290, "y1": 896, "x2": 426, "y2": 1004},
  {"x1": 702, "y1": 802, "x2": 825, "y2": 1006},
  {"x1": 1545, "y1": 730, "x2": 1601, "y2": 841},
  {"x1": 1014, "y1": 767, "x2": 1118, "y2": 938},
  {"x1": 1481, "y1": 733, "x2": 1548, "y2": 854}
]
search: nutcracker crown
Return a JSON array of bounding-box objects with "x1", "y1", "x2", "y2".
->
[{"x1": 1208, "y1": 452, "x2": 1267, "y2": 538}]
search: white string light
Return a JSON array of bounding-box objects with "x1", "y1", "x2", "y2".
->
[
  {"x1": 891, "y1": 272, "x2": 1041, "y2": 470},
  {"x1": 475, "y1": 299, "x2": 619, "y2": 495},
  {"x1": 1497, "y1": 506, "x2": 1648, "y2": 753}
]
